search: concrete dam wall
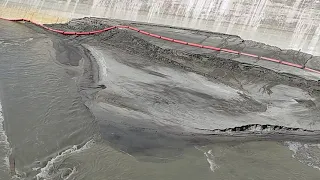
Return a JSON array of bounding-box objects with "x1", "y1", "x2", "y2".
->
[{"x1": 1, "y1": 0, "x2": 319, "y2": 55}]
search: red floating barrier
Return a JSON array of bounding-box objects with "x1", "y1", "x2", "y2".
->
[
  {"x1": 304, "y1": 67, "x2": 320, "y2": 74},
  {"x1": 202, "y1": 45, "x2": 221, "y2": 51},
  {"x1": 139, "y1": 30, "x2": 150, "y2": 35},
  {"x1": 280, "y1": 61, "x2": 303, "y2": 68},
  {"x1": 149, "y1": 34, "x2": 161, "y2": 38},
  {"x1": 160, "y1": 36, "x2": 174, "y2": 41},
  {"x1": 127, "y1": 26, "x2": 140, "y2": 31},
  {"x1": 260, "y1": 57, "x2": 281, "y2": 63},
  {"x1": 173, "y1": 39, "x2": 188, "y2": 45},
  {"x1": 188, "y1": 43, "x2": 203, "y2": 48},
  {"x1": 221, "y1": 48, "x2": 239, "y2": 54},
  {"x1": 240, "y1": 52, "x2": 259, "y2": 58}
]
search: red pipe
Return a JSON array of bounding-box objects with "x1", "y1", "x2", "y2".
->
[
  {"x1": 173, "y1": 39, "x2": 188, "y2": 45},
  {"x1": 221, "y1": 49, "x2": 239, "y2": 54},
  {"x1": 1, "y1": 17, "x2": 320, "y2": 75},
  {"x1": 240, "y1": 52, "x2": 259, "y2": 58},
  {"x1": 280, "y1": 61, "x2": 303, "y2": 68},
  {"x1": 139, "y1": 30, "x2": 150, "y2": 35},
  {"x1": 203, "y1": 45, "x2": 221, "y2": 51},
  {"x1": 149, "y1": 34, "x2": 161, "y2": 38},
  {"x1": 188, "y1": 43, "x2": 203, "y2": 48},
  {"x1": 63, "y1": 31, "x2": 76, "y2": 35},
  {"x1": 76, "y1": 32, "x2": 90, "y2": 35},
  {"x1": 160, "y1": 37, "x2": 174, "y2": 41},
  {"x1": 260, "y1": 57, "x2": 281, "y2": 63}
]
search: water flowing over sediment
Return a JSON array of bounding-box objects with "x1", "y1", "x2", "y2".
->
[
  {"x1": 285, "y1": 141, "x2": 320, "y2": 171},
  {"x1": 35, "y1": 140, "x2": 95, "y2": 180},
  {"x1": 195, "y1": 146, "x2": 219, "y2": 172}
]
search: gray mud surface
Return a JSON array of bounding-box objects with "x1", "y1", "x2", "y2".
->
[
  {"x1": 3, "y1": 17, "x2": 320, "y2": 180},
  {"x1": 26, "y1": 17, "x2": 320, "y2": 147}
]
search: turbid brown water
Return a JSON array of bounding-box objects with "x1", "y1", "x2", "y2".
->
[
  {"x1": 0, "y1": 20, "x2": 98, "y2": 179},
  {"x1": 0, "y1": 17, "x2": 320, "y2": 180}
]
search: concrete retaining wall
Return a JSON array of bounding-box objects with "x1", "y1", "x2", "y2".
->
[{"x1": 1, "y1": 0, "x2": 319, "y2": 55}]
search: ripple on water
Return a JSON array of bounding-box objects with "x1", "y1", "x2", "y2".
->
[
  {"x1": 285, "y1": 141, "x2": 320, "y2": 171},
  {"x1": 35, "y1": 140, "x2": 95, "y2": 180},
  {"x1": 195, "y1": 146, "x2": 219, "y2": 173},
  {"x1": 0, "y1": 101, "x2": 11, "y2": 172}
]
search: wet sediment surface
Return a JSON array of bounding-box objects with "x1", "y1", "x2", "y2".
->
[
  {"x1": 0, "y1": 18, "x2": 320, "y2": 179},
  {"x1": 48, "y1": 18, "x2": 320, "y2": 133}
]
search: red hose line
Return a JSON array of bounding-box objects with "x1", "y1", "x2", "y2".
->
[{"x1": 1, "y1": 17, "x2": 319, "y2": 75}]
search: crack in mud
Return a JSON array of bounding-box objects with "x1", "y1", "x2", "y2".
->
[{"x1": 195, "y1": 124, "x2": 315, "y2": 134}]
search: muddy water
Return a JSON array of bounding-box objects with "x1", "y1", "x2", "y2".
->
[
  {"x1": 0, "y1": 20, "x2": 98, "y2": 179},
  {"x1": 1, "y1": 1, "x2": 320, "y2": 180},
  {"x1": 53, "y1": 141, "x2": 320, "y2": 180},
  {"x1": 0, "y1": 19, "x2": 319, "y2": 179},
  {"x1": 1, "y1": 0, "x2": 320, "y2": 55},
  {"x1": 0, "y1": 102, "x2": 10, "y2": 179}
]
